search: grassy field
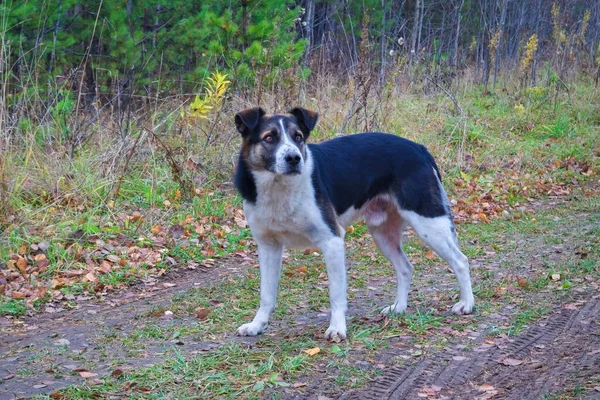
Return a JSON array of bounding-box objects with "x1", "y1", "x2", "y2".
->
[{"x1": 1, "y1": 73, "x2": 599, "y2": 399}]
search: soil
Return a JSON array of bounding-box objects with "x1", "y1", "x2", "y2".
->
[
  {"x1": 339, "y1": 294, "x2": 600, "y2": 400},
  {"x1": 1, "y1": 204, "x2": 599, "y2": 400}
]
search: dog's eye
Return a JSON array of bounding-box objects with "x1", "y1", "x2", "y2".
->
[
  {"x1": 294, "y1": 133, "x2": 303, "y2": 142},
  {"x1": 264, "y1": 135, "x2": 274, "y2": 143}
]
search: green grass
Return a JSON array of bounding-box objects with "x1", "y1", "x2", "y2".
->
[
  {"x1": 0, "y1": 298, "x2": 26, "y2": 316},
  {"x1": 505, "y1": 305, "x2": 550, "y2": 336}
]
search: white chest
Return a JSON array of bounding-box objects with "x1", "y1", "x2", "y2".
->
[{"x1": 244, "y1": 169, "x2": 331, "y2": 249}]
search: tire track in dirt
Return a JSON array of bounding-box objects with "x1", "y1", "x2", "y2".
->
[{"x1": 340, "y1": 294, "x2": 600, "y2": 400}]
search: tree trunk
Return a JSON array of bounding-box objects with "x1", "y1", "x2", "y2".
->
[
  {"x1": 380, "y1": 0, "x2": 387, "y2": 86},
  {"x1": 303, "y1": 0, "x2": 315, "y2": 67},
  {"x1": 453, "y1": 0, "x2": 464, "y2": 68},
  {"x1": 531, "y1": 0, "x2": 542, "y2": 86},
  {"x1": 493, "y1": 0, "x2": 507, "y2": 89},
  {"x1": 410, "y1": 0, "x2": 420, "y2": 64},
  {"x1": 49, "y1": 0, "x2": 63, "y2": 75}
]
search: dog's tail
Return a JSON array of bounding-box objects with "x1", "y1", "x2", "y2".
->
[{"x1": 420, "y1": 145, "x2": 442, "y2": 182}]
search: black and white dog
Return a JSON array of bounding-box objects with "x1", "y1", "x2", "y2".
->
[{"x1": 234, "y1": 107, "x2": 474, "y2": 341}]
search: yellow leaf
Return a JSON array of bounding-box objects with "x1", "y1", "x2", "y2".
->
[{"x1": 303, "y1": 347, "x2": 320, "y2": 356}]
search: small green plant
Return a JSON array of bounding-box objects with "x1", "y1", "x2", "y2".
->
[{"x1": 0, "y1": 298, "x2": 27, "y2": 316}]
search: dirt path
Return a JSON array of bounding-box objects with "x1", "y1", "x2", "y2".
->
[
  {"x1": 0, "y1": 257, "x2": 250, "y2": 399},
  {"x1": 340, "y1": 294, "x2": 600, "y2": 400}
]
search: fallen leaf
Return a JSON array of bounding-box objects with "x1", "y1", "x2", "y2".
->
[
  {"x1": 33, "y1": 384, "x2": 47, "y2": 388},
  {"x1": 304, "y1": 347, "x2": 321, "y2": 356},
  {"x1": 16, "y1": 258, "x2": 27, "y2": 274},
  {"x1": 425, "y1": 249, "x2": 436, "y2": 260},
  {"x1": 2, "y1": 374, "x2": 15, "y2": 380},
  {"x1": 111, "y1": 369, "x2": 124, "y2": 378},
  {"x1": 60, "y1": 270, "x2": 85, "y2": 277},
  {"x1": 292, "y1": 382, "x2": 307, "y2": 388},
  {"x1": 78, "y1": 371, "x2": 97, "y2": 378},
  {"x1": 497, "y1": 357, "x2": 523, "y2": 366},
  {"x1": 517, "y1": 278, "x2": 528, "y2": 288},
  {"x1": 295, "y1": 265, "x2": 308, "y2": 274},
  {"x1": 85, "y1": 272, "x2": 97, "y2": 283},
  {"x1": 11, "y1": 291, "x2": 27, "y2": 299},
  {"x1": 551, "y1": 273, "x2": 561, "y2": 281},
  {"x1": 105, "y1": 254, "x2": 120, "y2": 263},
  {"x1": 50, "y1": 392, "x2": 64, "y2": 399},
  {"x1": 195, "y1": 307, "x2": 211, "y2": 321},
  {"x1": 563, "y1": 302, "x2": 583, "y2": 310},
  {"x1": 98, "y1": 261, "x2": 112, "y2": 274},
  {"x1": 131, "y1": 211, "x2": 143, "y2": 222},
  {"x1": 478, "y1": 384, "x2": 495, "y2": 391},
  {"x1": 53, "y1": 339, "x2": 70, "y2": 346}
]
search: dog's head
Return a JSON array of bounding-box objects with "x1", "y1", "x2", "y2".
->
[{"x1": 235, "y1": 107, "x2": 318, "y2": 175}]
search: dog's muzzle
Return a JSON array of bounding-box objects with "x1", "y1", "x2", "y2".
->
[{"x1": 282, "y1": 151, "x2": 303, "y2": 174}]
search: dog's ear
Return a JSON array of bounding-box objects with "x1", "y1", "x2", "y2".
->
[
  {"x1": 235, "y1": 107, "x2": 265, "y2": 136},
  {"x1": 289, "y1": 107, "x2": 318, "y2": 135}
]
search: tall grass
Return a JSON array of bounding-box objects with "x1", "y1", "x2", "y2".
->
[{"x1": 0, "y1": 24, "x2": 598, "y2": 237}]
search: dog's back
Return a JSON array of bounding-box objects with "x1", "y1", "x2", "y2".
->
[{"x1": 309, "y1": 133, "x2": 449, "y2": 219}]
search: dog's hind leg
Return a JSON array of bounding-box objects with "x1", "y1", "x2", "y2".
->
[
  {"x1": 237, "y1": 240, "x2": 284, "y2": 336},
  {"x1": 400, "y1": 211, "x2": 475, "y2": 314},
  {"x1": 366, "y1": 208, "x2": 414, "y2": 315}
]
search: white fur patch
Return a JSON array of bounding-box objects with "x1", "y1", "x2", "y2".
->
[{"x1": 274, "y1": 118, "x2": 303, "y2": 174}]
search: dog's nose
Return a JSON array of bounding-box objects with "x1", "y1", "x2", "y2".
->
[{"x1": 285, "y1": 154, "x2": 301, "y2": 165}]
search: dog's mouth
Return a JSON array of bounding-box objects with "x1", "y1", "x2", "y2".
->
[{"x1": 282, "y1": 165, "x2": 302, "y2": 175}]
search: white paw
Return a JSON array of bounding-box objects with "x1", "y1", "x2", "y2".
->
[
  {"x1": 380, "y1": 302, "x2": 407, "y2": 316},
  {"x1": 324, "y1": 325, "x2": 347, "y2": 342},
  {"x1": 452, "y1": 298, "x2": 474, "y2": 315},
  {"x1": 236, "y1": 321, "x2": 266, "y2": 336}
]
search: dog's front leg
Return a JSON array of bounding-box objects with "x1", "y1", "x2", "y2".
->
[
  {"x1": 237, "y1": 240, "x2": 283, "y2": 336},
  {"x1": 321, "y1": 236, "x2": 348, "y2": 341}
]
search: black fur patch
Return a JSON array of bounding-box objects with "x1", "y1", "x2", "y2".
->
[
  {"x1": 308, "y1": 133, "x2": 448, "y2": 218},
  {"x1": 234, "y1": 154, "x2": 257, "y2": 203}
]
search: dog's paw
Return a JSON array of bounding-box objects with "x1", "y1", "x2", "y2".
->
[
  {"x1": 380, "y1": 302, "x2": 407, "y2": 316},
  {"x1": 236, "y1": 321, "x2": 265, "y2": 336},
  {"x1": 324, "y1": 325, "x2": 347, "y2": 342},
  {"x1": 452, "y1": 298, "x2": 474, "y2": 315}
]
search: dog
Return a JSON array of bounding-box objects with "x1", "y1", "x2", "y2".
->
[{"x1": 233, "y1": 107, "x2": 474, "y2": 341}]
